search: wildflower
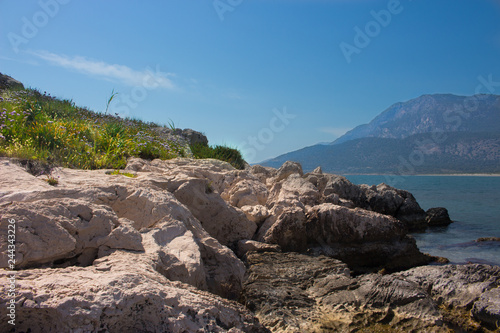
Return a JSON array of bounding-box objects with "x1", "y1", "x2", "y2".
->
[{"x1": 48, "y1": 121, "x2": 53, "y2": 123}]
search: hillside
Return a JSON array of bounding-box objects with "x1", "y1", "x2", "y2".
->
[
  {"x1": 263, "y1": 94, "x2": 500, "y2": 174},
  {"x1": 0, "y1": 72, "x2": 245, "y2": 170},
  {"x1": 333, "y1": 94, "x2": 500, "y2": 145}
]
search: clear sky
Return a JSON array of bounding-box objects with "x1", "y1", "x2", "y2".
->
[{"x1": 1, "y1": 0, "x2": 499, "y2": 163}]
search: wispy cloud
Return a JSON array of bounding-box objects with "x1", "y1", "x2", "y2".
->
[
  {"x1": 30, "y1": 50, "x2": 175, "y2": 89},
  {"x1": 320, "y1": 126, "x2": 351, "y2": 137}
]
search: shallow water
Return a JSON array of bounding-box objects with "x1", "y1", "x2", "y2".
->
[{"x1": 345, "y1": 175, "x2": 500, "y2": 266}]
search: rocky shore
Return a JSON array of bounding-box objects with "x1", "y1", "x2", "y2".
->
[{"x1": 1, "y1": 157, "x2": 499, "y2": 332}]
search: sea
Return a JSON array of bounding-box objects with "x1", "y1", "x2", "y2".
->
[{"x1": 345, "y1": 175, "x2": 500, "y2": 266}]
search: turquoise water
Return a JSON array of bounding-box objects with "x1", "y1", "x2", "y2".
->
[{"x1": 345, "y1": 175, "x2": 500, "y2": 266}]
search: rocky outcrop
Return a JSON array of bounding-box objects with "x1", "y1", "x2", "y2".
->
[
  {"x1": 0, "y1": 72, "x2": 24, "y2": 90},
  {"x1": 1, "y1": 157, "x2": 497, "y2": 331},
  {"x1": 306, "y1": 204, "x2": 431, "y2": 271},
  {"x1": 242, "y1": 252, "x2": 500, "y2": 332},
  {"x1": 0, "y1": 251, "x2": 268, "y2": 333}
]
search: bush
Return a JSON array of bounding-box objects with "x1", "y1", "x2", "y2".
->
[{"x1": 191, "y1": 143, "x2": 246, "y2": 170}]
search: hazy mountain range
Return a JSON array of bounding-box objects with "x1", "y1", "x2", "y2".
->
[{"x1": 262, "y1": 94, "x2": 500, "y2": 174}]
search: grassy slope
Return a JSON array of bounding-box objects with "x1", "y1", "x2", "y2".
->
[{"x1": 0, "y1": 86, "x2": 245, "y2": 171}]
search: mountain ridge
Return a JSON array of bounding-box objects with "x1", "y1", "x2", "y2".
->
[{"x1": 262, "y1": 94, "x2": 500, "y2": 174}]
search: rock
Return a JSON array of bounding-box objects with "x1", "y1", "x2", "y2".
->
[
  {"x1": 274, "y1": 161, "x2": 303, "y2": 182},
  {"x1": 0, "y1": 159, "x2": 251, "y2": 300},
  {"x1": 249, "y1": 165, "x2": 277, "y2": 185},
  {"x1": 241, "y1": 252, "x2": 350, "y2": 332},
  {"x1": 182, "y1": 128, "x2": 209, "y2": 146},
  {"x1": 267, "y1": 174, "x2": 319, "y2": 212},
  {"x1": 221, "y1": 179, "x2": 268, "y2": 208},
  {"x1": 237, "y1": 240, "x2": 281, "y2": 257},
  {"x1": 172, "y1": 178, "x2": 257, "y2": 247},
  {"x1": 0, "y1": 199, "x2": 119, "y2": 269},
  {"x1": 426, "y1": 207, "x2": 453, "y2": 226},
  {"x1": 258, "y1": 207, "x2": 308, "y2": 252},
  {"x1": 305, "y1": 203, "x2": 431, "y2": 272},
  {"x1": 0, "y1": 251, "x2": 269, "y2": 333},
  {"x1": 0, "y1": 72, "x2": 24, "y2": 90},
  {"x1": 476, "y1": 237, "x2": 500, "y2": 243},
  {"x1": 242, "y1": 252, "x2": 500, "y2": 332},
  {"x1": 240, "y1": 205, "x2": 270, "y2": 225},
  {"x1": 472, "y1": 287, "x2": 500, "y2": 328},
  {"x1": 312, "y1": 166, "x2": 323, "y2": 174}
]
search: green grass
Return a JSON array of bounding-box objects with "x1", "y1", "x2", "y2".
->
[
  {"x1": 190, "y1": 143, "x2": 246, "y2": 170},
  {"x1": 0, "y1": 87, "x2": 245, "y2": 170},
  {"x1": 106, "y1": 170, "x2": 137, "y2": 178}
]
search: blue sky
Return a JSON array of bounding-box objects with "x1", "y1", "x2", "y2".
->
[{"x1": 1, "y1": 0, "x2": 499, "y2": 163}]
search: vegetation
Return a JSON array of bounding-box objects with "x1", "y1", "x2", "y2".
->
[
  {"x1": 0, "y1": 87, "x2": 245, "y2": 170},
  {"x1": 106, "y1": 170, "x2": 137, "y2": 178},
  {"x1": 190, "y1": 143, "x2": 246, "y2": 170}
]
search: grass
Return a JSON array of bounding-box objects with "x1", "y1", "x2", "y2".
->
[
  {"x1": 190, "y1": 143, "x2": 246, "y2": 169},
  {"x1": 106, "y1": 170, "x2": 137, "y2": 178},
  {"x1": 0, "y1": 86, "x2": 245, "y2": 170}
]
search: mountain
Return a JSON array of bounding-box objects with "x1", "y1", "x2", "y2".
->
[
  {"x1": 262, "y1": 94, "x2": 500, "y2": 174},
  {"x1": 333, "y1": 94, "x2": 500, "y2": 144}
]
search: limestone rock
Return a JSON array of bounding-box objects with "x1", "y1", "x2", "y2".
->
[
  {"x1": 173, "y1": 178, "x2": 257, "y2": 246},
  {"x1": 274, "y1": 161, "x2": 303, "y2": 182},
  {"x1": 305, "y1": 203, "x2": 430, "y2": 271},
  {"x1": 242, "y1": 252, "x2": 500, "y2": 333},
  {"x1": 240, "y1": 205, "x2": 270, "y2": 225},
  {"x1": 0, "y1": 72, "x2": 24, "y2": 90},
  {"x1": 472, "y1": 287, "x2": 500, "y2": 328},
  {"x1": 237, "y1": 240, "x2": 281, "y2": 257},
  {"x1": 0, "y1": 251, "x2": 268, "y2": 333},
  {"x1": 182, "y1": 128, "x2": 209, "y2": 146},
  {"x1": 426, "y1": 207, "x2": 453, "y2": 226},
  {"x1": 221, "y1": 179, "x2": 268, "y2": 208}
]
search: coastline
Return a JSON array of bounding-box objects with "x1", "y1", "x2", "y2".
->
[{"x1": 342, "y1": 173, "x2": 500, "y2": 177}]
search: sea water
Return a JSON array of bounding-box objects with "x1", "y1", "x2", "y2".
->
[{"x1": 345, "y1": 175, "x2": 500, "y2": 266}]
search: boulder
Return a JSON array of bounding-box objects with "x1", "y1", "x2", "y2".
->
[
  {"x1": 0, "y1": 251, "x2": 268, "y2": 333},
  {"x1": 305, "y1": 203, "x2": 430, "y2": 271},
  {"x1": 240, "y1": 205, "x2": 270, "y2": 225},
  {"x1": 0, "y1": 72, "x2": 24, "y2": 90},
  {"x1": 472, "y1": 287, "x2": 500, "y2": 328},
  {"x1": 426, "y1": 207, "x2": 453, "y2": 226},
  {"x1": 172, "y1": 178, "x2": 257, "y2": 247},
  {"x1": 274, "y1": 161, "x2": 303, "y2": 182},
  {"x1": 182, "y1": 128, "x2": 209, "y2": 146},
  {"x1": 221, "y1": 179, "x2": 268, "y2": 208}
]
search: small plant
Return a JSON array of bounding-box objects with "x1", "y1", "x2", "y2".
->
[
  {"x1": 106, "y1": 169, "x2": 137, "y2": 178},
  {"x1": 167, "y1": 118, "x2": 176, "y2": 131},
  {"x1": 105, "y1": 89, "x2": 118, "y2": 115},
  {"x1": 45, "y1": 175, "x2": 59, "y2": 186}
]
